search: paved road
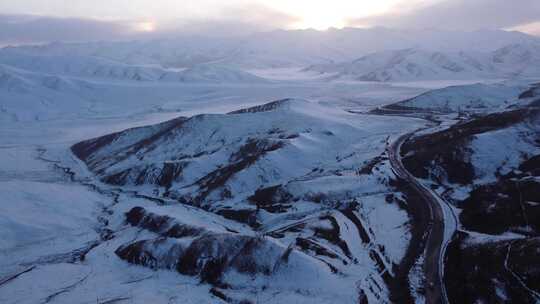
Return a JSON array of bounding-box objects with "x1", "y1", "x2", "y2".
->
[{"x1": 387, "y1": 131, "x2": 450, "y2": 304}]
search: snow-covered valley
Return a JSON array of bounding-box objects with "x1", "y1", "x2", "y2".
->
[{"x1": 1, "y1": 27, "x2": 540, "y2": 304}]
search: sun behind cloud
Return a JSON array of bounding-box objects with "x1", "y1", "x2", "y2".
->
[
  {"x1": 262, "y1": 0, "x2": 402, "y2": 30},
  {"x1": 135, "y1": 21, "x2": 156, "y2": 32},
  {"x1": 293, "y1": 12, "x2": 346, "y2": 30}
]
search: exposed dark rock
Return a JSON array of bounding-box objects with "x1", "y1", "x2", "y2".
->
[
  {"x1": 216, "y1": 208, "x2": 258, "y2": 227},
  {"x1": 193, "y1": 138, "x2": 285, "y2": 202},
  {"x1": 227, "y1": 99, "x2": 292, "y2": 114},
  {"x1": 248, "y1": 184, "x2": 293, "y2": 213},
  {"x1": 229, "y1": 237, "x2": 275, "y2": 276},
  {"x1": 125, "y1": 207, "x2": 204, "y2": 238},
  {"x1": 358, "y1": 155, "x2": 385, "y2": 175},
  {"x1": 459, "y1": 179, "x2": 540, "y2": 235},
  {"x1": 116, "y1": 231, "x2": 287, "y2": 286},
  {"x1": 71, "y1": 131, "x2": 121, "y2": 162},
  {"x1": 71, "y1": 116, "x2": 187, "y2": 170},
  {"x1": 402, "y1": 108, "x2": 540, "y2": 185},
  {"x1": 267, "y1": 223, "x2": 306, "y2": 239},
  {"x1": 115, "y1": 238, "x2": 184, "y2": 270},
  {"x1": 295, "y1": 238, "x2": 339, "y2": 260},
  {"x1": 209, "y1": 287, "x2": 230, "y2": 302},
  {"x1": 99, "y1": 161, "x2": 188, "y2": 187},
  {"x1": 519, "y1": 85, "x2": 540, "y2": 99},
  {"x1": 158, "y1": 162, "x2": 188, "y2": 188},
  {"x1": 530, "y1": 99, "x2": 540, "y2": 107},
  {"x1": 445, "y1": 233, "x2": 540, "y2": 304},
  {"x1": 315, "y1": 215, "x2": 353, "y2": 259},
  {"x1": 520, "y1": 154, "x2": 540, "y2": 176},
  {"x1": 176, "y1": 234, "x2": 274, "y2": 284}
]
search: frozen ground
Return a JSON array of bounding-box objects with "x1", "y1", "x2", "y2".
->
[
  {"x1": 0, "y1": 69, "x2": 437, "y2": 303},
  {"x1": 2, "y1": 54, "x2": 536, "y2": 303},
  {"x1": 1, "y1": 28, "x2": 539, "y2": 303}
]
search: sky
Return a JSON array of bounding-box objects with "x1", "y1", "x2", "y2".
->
[{"x1": 0, "y1": 0, "x2": 539, "y2": 45}]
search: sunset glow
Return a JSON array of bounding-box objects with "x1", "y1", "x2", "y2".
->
[
  {"x1": 263, "y1": 0, "x2": 401, "y2": 30},
  {"x1": 135, "y1": 21, "x2": 156, "y2": 32}
]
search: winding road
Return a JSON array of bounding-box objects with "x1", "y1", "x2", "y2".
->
[{"x1": 387, "y1": 130, "x2": 455, "y2": 304}]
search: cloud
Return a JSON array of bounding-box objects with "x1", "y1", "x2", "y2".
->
[
  {"x1": 350, "y1": 0, "x2": 540, "y2": 34},
  {"x1": 3, "y1": 0, "x2": 538, "y2": 46},
  {"x1": 158, "y1": 2, "x2": 300, "y2": 36},
  {"x1": 0, "y1": 14, "x2": 136, "y2": 45},
  {"x1": 511, "y1": 21, "x2": 540, "y2": 36},
  {"x1": 0, "y1": 3, "x2": 299, "y2": 45}
]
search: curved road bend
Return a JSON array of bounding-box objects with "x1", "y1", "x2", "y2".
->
[{"x1": 388, "y1": 131, "x2": 452, "y2": 304}]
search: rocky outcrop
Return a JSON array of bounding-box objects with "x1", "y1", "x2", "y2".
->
[{"x1": 446, "y1": 234, "x2": 540, "y2": 303}]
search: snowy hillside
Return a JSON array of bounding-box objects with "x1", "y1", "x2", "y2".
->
[
  {"x1": 161, "y1": 64, "x2": 267, "y2": 83},
  {"x1": 400, "y1": 89, "x2": 540, "y2": 303},
  {"x1": 392, "y1": 83, "x2": 527, "y2": 113},
  {"x1": 0, "y1": 64, "x2": 94, "y2": 122},
  {"x1": 307, "y1": 43, "x2": 540, "y2": 82},
  {"x1": 306, "y1": 49, "x2": 498, "y2": 82},
  {"x1": 0, "y1": 50, "x2": 266, "y2": 84},
  {"x1": 67, "y1": 98, "x2": 429, "y2": 303},
  {"x1": 72, "y1": 99, "x2": 409, "y2": 209},
  {"x1": 2, "y1": 24, "x2": 540, "y2": 304},
  {"x1": 492, "y1": 43, "x2": 540, "y2": 77},
  {"x1": 3, "y1": 28, "x2": 538, "y2": 69}
]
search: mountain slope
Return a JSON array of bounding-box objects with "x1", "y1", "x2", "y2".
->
[
  {"x1": 307, "y1": 43, "x2": 540, "y2": 82},
  {"x1": 0, "y1": 50, "x2": 266, "y2": 83},
  {"x1": 3, "y1": 28, "x2": 539, "y2": 69},
  {"x1": 307, "y1": 49, "x2": 498, "y2": 82},
  {"x1": 72, "y1": 99, "x2": 402, "y2": 209},
  {"x1": 0, "y1": 64, "x2": 94, "y2": 122},
  {"x1": 492, "y1": 43, "x2": 540, "y2": 77},
  {"x1": 398, "y1": 85, "x2": 540, "y2": 303},
  {"x1": 71, "y1": 98, "x2": 428, "y2": 302},
  {"x1": 392, "y1": 83, "x2": 526, "y2": 113}
]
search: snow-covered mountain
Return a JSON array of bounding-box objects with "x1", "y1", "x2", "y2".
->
[
  {"x1": 72, "y1": 99, "x2": 401, "y2": 208},
  {"x1": 3, "y1": 25, "x2": 540, "y2": 303},
  {"x1": 492, "y1": 43, "x2": 540, "y2": 77},
  {"x1": 3, "y1": 28, "x2": 539, "y2": 69},
  {"x1": 394, "y1": 83, "x2": 540, "y2": 303},
  {"x1": 69, "y1": 98, "x2": 428, "y2": 302},
  {"x1": 307, "y1": 43, "x2": 540, "y2": 82},
  {"x1": 0, "y1": 64, "x2": 94, "y2": 121},
  {"x1": 391, "y1": 83, "x2": 527, "y2": 113},
  {"x1": 161, "y1": 64, "x2": 266, "y2": 83},
  {"x1": 306, "y1": 49, "x2": 498, "y2": 82},
  {"x1": 0, "y1": 50, "x2": 266, "y2": 83}
]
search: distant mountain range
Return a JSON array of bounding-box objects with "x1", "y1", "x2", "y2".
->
[
  {"x1": 2, "y1": 27, "x2": 540, "y2": 84},
  {"x1": 2, "y1": 27, "x2": 539, "y2": 70},
  {"x1": 0, "y1": 50, "x2": 267, "y2": 83},
  {"x1": 306, "y1": 43, "x2": 540, "y2": 82}
]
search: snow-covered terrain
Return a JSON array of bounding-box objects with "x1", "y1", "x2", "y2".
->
[
  {"x1": 0, "y1": 49, "x2": 266, "y2": 84},
  {"x1": 66, "y1": 98, "x2": 425, "y2": 303},
  {"x1": 398, "y1": 82, "x2": 540, "y2": 303},
  {"x1": 394, "y1": 82, "x2": 527, "y2": 113},
  {"x1": 306, "y1": 43, "x2": 540, "y2": 82},
  {"x1": 306, "y1": 49, "x2": 498, "y2": 82},
  {"x1": 1, "y1": 27, "x2": 540, "y2": 304},
  {"x1": 3, "y1": 28, "x2": 539, "y2": 69},
  {"x1": 0, "y1": 63, "x2": 96, "y2": 122},
  {"x1": 0, "y1": 57, "x2": 430, "y2": 303}
]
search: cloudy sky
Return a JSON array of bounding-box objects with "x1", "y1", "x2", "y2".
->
[{"x1": 1, "y1": 0, "x2": 539, "y2": 45}]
